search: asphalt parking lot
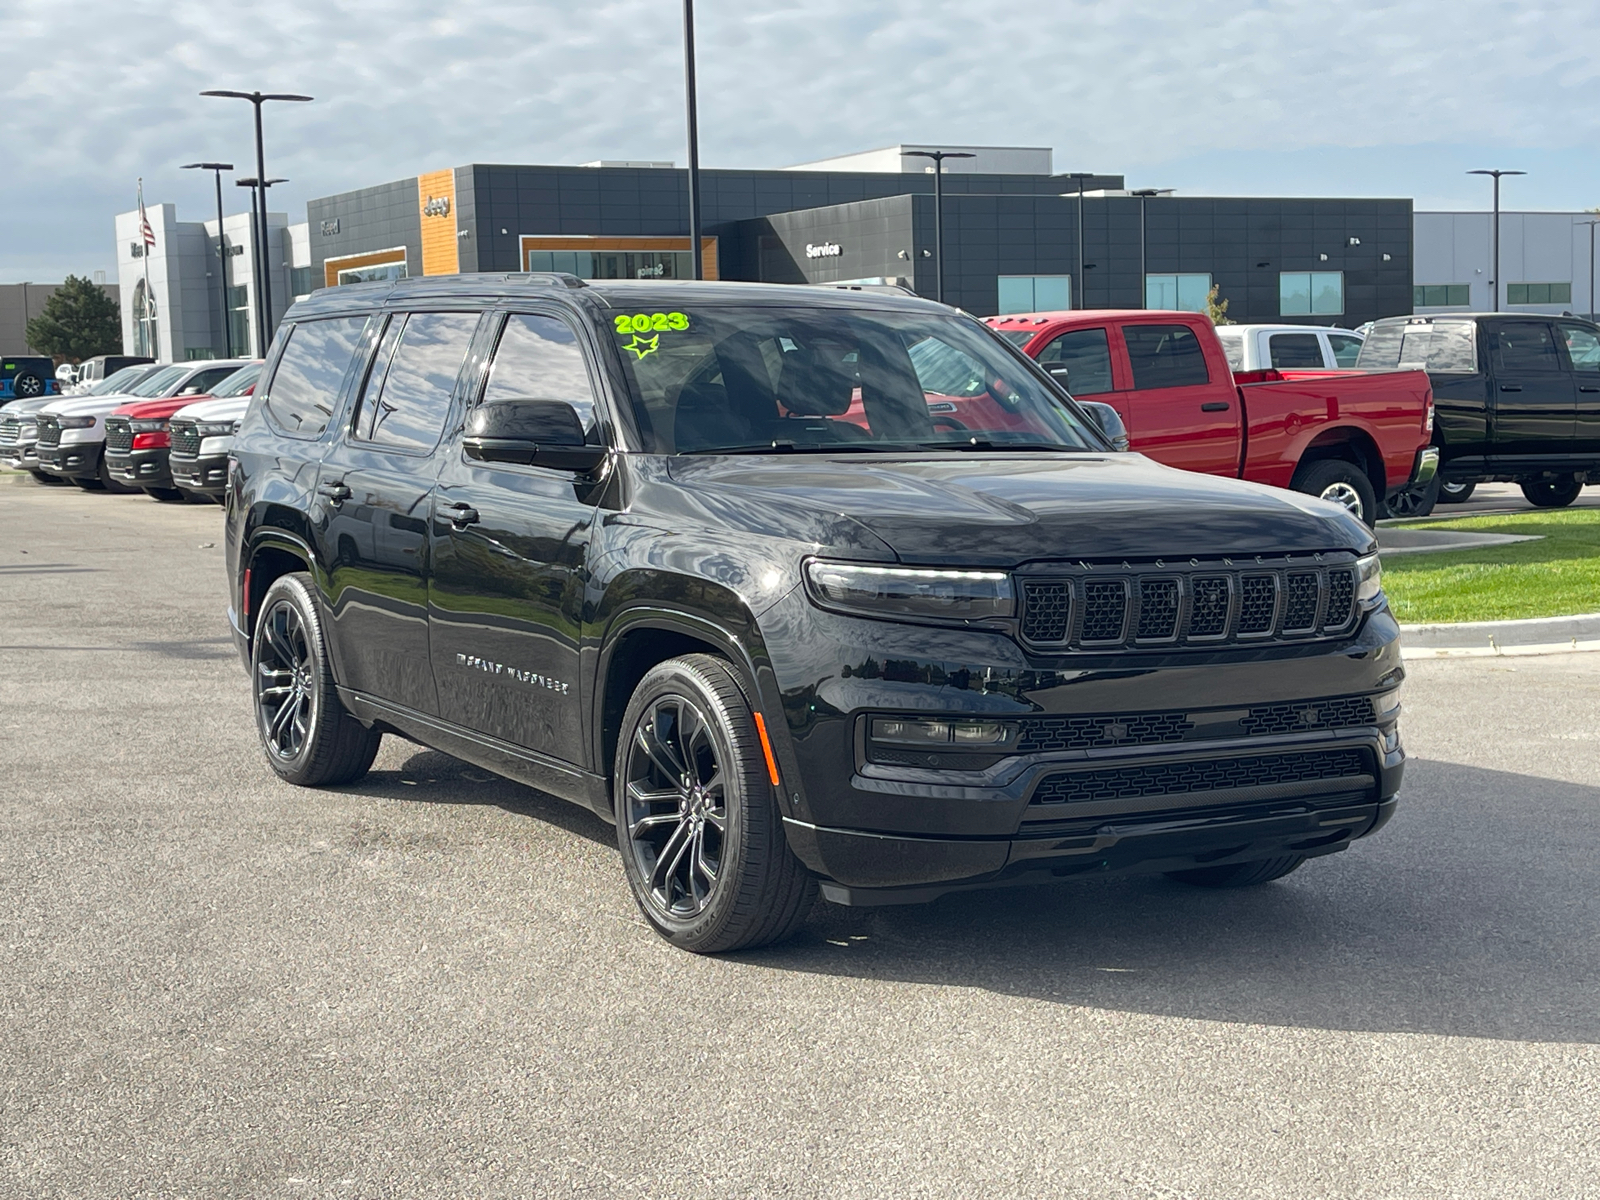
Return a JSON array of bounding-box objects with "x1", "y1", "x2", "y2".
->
[{"x1": 2, "y1": 475, "x2": 1598, "y2": 1199}]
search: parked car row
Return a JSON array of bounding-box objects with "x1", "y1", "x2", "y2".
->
[{"x1": 0, "y1": 358, "x2": 259, "y2": 502}]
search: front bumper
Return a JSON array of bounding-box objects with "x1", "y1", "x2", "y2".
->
[
  {"x1": 170, "y1": 452, "x2": 229, "y2": 496},
  {"x1": 34, "y1": 442, "x2": 98, "y2": 479},
  {"x1": 1, "y1": 441, "x2": 39, "y2": 471},
  {"x1": 107, "y1": 446, "x2": 173, "y2": 489}
]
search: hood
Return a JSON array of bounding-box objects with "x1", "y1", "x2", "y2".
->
[
  {"x1": 112, "y1": 395, "x2": 211, "y2": 420},
  {"x1": 666, "y1": 452, "x2": 1373, "y2": 565},
  {"x1": 1, "y1": 396, "x2": 56, "y2": 416},
  {"x1": 172, "y1": 395, "x2": 250, "y2": 422},
  {"x1": 40, "y1": 393, "x2": 140, "y2": 417}
]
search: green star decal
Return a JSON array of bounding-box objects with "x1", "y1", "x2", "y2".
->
[{"x1": 623, "y1": 332, "x2": 660, "y2": 360}]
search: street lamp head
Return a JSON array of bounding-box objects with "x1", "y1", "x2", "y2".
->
[
  {"x1": 1131, "y1": 187, "x2": 1176, "y2": 197},
  {"x1": 200, "y1": 89, "x2": 313, "y2": 104},
  {"x1": 901, "y1": 150, "x2": 976, "y2": 163},
  {"x1": 1468, "y1": 168, "x2": 1527, "y2": 177},
  {"x1": 182, "y1": 162, "x2": 234, "y2": 172}
]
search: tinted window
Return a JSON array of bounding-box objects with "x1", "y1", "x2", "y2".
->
[
  {"x1": 1123, "y1": 324, "x2": 1210, "y2": 389},
  {"x1": 265, "y1": 316, "x2": 369, "y2": 438},
  {"x1": 1558, "y1": 323, "x2": 1600, "y2": 373},
  {"x1": 994, "y1": 329, "x2": 1036, "y2": 348},
  {"x1": 1214, "y1": 331, "x2": 1243, "y2": 370},
  {"x1": 179, "y1": 366, "x2": 239, "y2": 396},
  {"x1": 1357, "y1": 320, "x2": 1477, "y2": 373},
  {"x1": 1356, "y1": 322, "x2": 1403, "y2": 369},
  {"x1": 213, "y1": 364, "x2": 261, "y2": 397},
  {"x1": 1491, "y1": 322, "x2": 1563, "y2": 373},
  {"x1": 1328, "y1": 334, "x2": 1364, "y2": 367},
  {"x1": 1269, "y1": 333, "x2": 1325, "y2": 369},
  {"x1": 1421, "y1": 321, "x2": 1477, "y2": 372},
  {"x1": 1036, "y1": 328, "x2": 1113, "y2": 394},
  {"x1": 128, "y1": 365, "x2": 189, "y2": 397},
  {"x1": 482, "y1": 314, "x2": 600, "y2": 433},
  {"x1": 355, "y1": 312, "x2": 479, "y2": 451}
]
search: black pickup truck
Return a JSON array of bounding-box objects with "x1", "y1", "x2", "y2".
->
[
  {"x1": 1363, "y1": 313, "x2": 1600, "y2": 513},
  {"x1": 225, "y1": 275, "x2": 1405, "y2": 953}
]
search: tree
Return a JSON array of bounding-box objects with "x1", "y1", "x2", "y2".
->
[
  {"x1": 1205, "y1": 283, "x2": 1232, "y2": 326},
  {"x1": 24, "y1": 275, "x2": 122, "y2": 362}
]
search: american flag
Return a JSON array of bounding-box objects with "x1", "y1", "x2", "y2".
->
[{"x1": 137, "y1": 178, "x2": 155, "y2": 248}]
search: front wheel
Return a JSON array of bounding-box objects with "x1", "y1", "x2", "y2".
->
[
  {"x1": 1293, "y1": 459, "x2": 1378, "y2": 528},
  {"x1": 1437, "y1": 480, "x2": 1476, "y2": 505},
  {"x1": 252, "y1": 572, "x2": 382, "y2": 787},
  {"x1": 1521, "y1": 477, "x2": 1583, "y2": 508},
  {"x1": 615, "y1": 654, "x2": 815, "y2": 953},
  {"x1": 1167, "y1": 854, "x2": 1306, "y2": 888}
]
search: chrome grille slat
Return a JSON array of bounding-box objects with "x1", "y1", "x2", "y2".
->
[
  {"x1": 1017, "y1": 560, "x2": 1361, "y2": 651},
  {"x1": 0, "y1": 418, "x2": 17, "y2": 448}
]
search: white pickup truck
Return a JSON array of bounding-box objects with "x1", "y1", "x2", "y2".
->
[{"x1": 1214, "y1": 324, "x2": 1366, "y2": 377}]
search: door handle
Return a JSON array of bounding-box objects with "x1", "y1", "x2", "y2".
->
[
  {"x1": 317, "y1": 480, "x2": 351, "y2": 504},
  {"x1": 1200, "y1": 401, "x2": 1231, "y2": 412},
  {"x1": 1580, "y1": 385, "x2": 1600, "y2": 393},
  {"x1": 445, "y1": 502, "x2": 479, "y2": 528},
  {"x1": 1499, "y1": 384, "x2": 1523, "y2": 392}
]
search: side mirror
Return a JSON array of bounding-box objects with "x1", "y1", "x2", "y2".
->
[
  {"x1": 463, "y1": 397, "x2": 606, "y2": 471},
  {"x1": 1079, "y1": 400, "x2": 1130, "y2": 452}
]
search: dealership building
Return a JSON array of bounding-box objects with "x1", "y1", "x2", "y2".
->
[{"x1": 114, "y1": 144, "x2": 1599, "y2": 362}]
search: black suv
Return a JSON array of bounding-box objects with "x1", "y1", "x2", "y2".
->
[
  {"x1": 1362, "y1": 313, "x2": 1600, "y2": 512},
  {"x1": 226, "y1": 275, "x2": 1404, "y2": 953}
]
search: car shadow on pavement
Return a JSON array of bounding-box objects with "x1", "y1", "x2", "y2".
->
[{"x1": 737, "y1": 758, "x2": 1600, "y2": 1046}]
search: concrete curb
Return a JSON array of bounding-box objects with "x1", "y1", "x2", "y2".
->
[{"x1": 1399, "y1": 612, "x2": 1600, "y2": 658}]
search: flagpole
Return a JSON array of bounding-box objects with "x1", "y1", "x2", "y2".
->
[{"x1": 138, "y1": 178, "x2": 153, "y2": 358}]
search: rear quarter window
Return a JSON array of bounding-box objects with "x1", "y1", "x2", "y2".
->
[{"x1": 262, "y1": 316, "x2": 370, "y2": 439}]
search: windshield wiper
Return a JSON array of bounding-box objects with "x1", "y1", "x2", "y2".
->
[
  {"x1": 682, "y1": 441, "x2": 916, "y2": 456},
  {"x1": 918, "y1": 439, "x2": 1085, "y2": 453}
]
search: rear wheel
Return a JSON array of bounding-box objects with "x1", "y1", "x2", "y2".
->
[
  {"x1": 1167, "y1": 854, "x2": 1306, "y2": 888},
  {"x1": 1293, "y1": 459, "x2": 1378, "y2": 528},
  {"x1": 1437, "y1": 479, "x2": 1476, "y2": 504},
  {"x1": 1521, "y1": 477, "x2": 1583, "y2": 508},
  {"x1": 615, "y1": 654, "x2": 815, "y2": 953},
  {"x1": 252, "y1": 572, "x2": 382, "y2": 787},
  {"x1": 1382, "y1": 473, "x2": 1439, "y2": 520}
]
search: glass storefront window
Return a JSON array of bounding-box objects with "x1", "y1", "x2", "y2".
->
[
  {"x1": 996, "y1": 275, "x2": 1071, "y2": 315},
  {"x1": 228, "y1": 284, "x2": 251, "y2": 357},
  {"x1": 525, "y1": 249, "x2": 695, "y2": 279},
  {"x1": 1414, "y1": 284, "x2": 1471, "y2": 307},
  {"x1": 1281, "y1": 271, "x2": 1344, "y2": 316},
  {"x1": 337, "y1": 261, "x2": 408, "y2": 286},
  {"x1": 1508, "y1": 282, "x2": 1573, "y2": 305},
  {"x1": 1144, "y1": 273, "x2": 1212, "y2": 312}
]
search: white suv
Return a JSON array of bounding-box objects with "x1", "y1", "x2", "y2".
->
[{"x1": 1214, "y1": 324, "x2": 1366, "y2": 374}]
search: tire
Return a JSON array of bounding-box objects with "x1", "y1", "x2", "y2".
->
[
  {"x1": 11, "y1": 371, "x2": 43, "y2": 399},
  {"x1": 614, "y1": 653, "x2": 816, "y2": 953},
  {"x1": 1293, "y1": 459, "x2": 1378, "y2": 528},
  {"x1": 1521, "y1": 477, "x2": 1583, "y2": 508},
  {"x1": 252, "y1": 572, "x2": 382, "y2": 787},
  {"x1": 1437, "y1": 480, "x2": 1476, "y2": 504},
  {"x1": 1167, "y1": 854, "x2": 1306, "y2": 888},
  {"x1": 28, "y1": 469, "x2": 65, "y2": 485},
  {"x1": 143, "y1": 487, "x2": 186, "y2": 502},
  {"x1": 73, "y1": 476, "x2": 103, "y2": 490},
  {"x1": 1382, "y1": 473, "x2": 1439, "y2": 520},
  {"x1": 96, "y1": 451, "x2": 139, "y2": 495}
]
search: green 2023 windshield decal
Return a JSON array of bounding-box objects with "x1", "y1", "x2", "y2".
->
[{"x1": 613, "y1": 312, "x2": 689, "y2": 359}]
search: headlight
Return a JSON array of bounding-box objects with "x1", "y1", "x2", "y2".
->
[
  {"x1": 1356, "y1": 553, "x2": 1382, "y2": 607},
  {"x1": 804, "y1": 560, "x2": 1014, "y2": 621},
  {"x1": 57, "y1": 415, "x2": 95, "y2": 429},
  {"x1": 129, "y1": 418, "x2": 167, "y2": 433},
  {"x1": 196, "y1": 421, "x2": 235, "y2": 437}
]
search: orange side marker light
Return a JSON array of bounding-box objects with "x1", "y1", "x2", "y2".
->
[{"x1": 752, "y1": 712, "x2": 782, "y2": 787}]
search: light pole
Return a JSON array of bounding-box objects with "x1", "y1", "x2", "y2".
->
[
  {"x1": 201, "y1": 90, "x2": 311, "y2": 341},
  {"x1": 183, "y1": 162, "x2": 234, "y2": 357},
  {"x1": 902, "y1": 150, "x2": 975, "y2": 304},
  {"x1": 1061, "y1": 172, "x2": 1095, "y2": 309},
  {"x1": 1468, "y1": 169, "x2": 1525, "y2": 312},
  {"x1": 1577, "y1": 218, "x2": 1599, "y2": 321},
  {"x1": 236, "y1": 176, "x2": 286, "y2": 355},
  {"x1": 681, "y1": 1, "x2": 703, "y2": 281},
  {"x1": 1131, "y1": 187, "x2": 1174, "y2": 307}
]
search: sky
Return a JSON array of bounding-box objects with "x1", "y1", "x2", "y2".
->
[{"x1": 2, "y1": 0, "x2": 1598, "y2": 283}]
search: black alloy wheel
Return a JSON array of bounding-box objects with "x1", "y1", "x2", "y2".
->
[
  {"x1": 1521, "y1": 477, "x2": 1583, "y2": 509},
  {"x1": 616, "y1": 654, "x2": 816, "y2": 953},
  {"x1": 1382, "y1": 473, "x2": 1440, "y2": 520},
  {"x1": 1438, "y1": 479, "x2": 1476, "y2": 505},
  {"x1": 252, "y1": 572, "x2": 382, "y2": 787}
]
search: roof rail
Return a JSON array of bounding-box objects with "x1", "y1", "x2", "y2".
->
[
  {"x1": 506, "y1": 271, "x2": 588, "y2": 289},
  {"x1": 826, "y1": 282, "x2": 918, "y2": 297}
]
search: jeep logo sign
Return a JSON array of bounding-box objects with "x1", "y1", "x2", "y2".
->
[
  {"x1": 805, "y1": 242, "x2": 842, "y2": 259},
  {"x1": 423, "y1": 196, "x2": 452, "y2": 218}
]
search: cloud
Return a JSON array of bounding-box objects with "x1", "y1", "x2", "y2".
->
[{"x1": 2, "y1": 0, "x2": 1598, "y2": 281}]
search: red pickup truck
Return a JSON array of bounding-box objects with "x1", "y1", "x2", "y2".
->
[{"x1": 984, "y1": 310, "x2": 1437, "y2": 525}]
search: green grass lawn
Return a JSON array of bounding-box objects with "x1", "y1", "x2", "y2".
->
[{"x1": 1383, "y1": 507, "x2": 1600, "y2": 623}]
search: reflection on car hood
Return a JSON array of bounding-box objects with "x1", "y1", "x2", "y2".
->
[
  {"x1": 665, "y1": 452, "x2": 1374, "y2": 564},
  {"x1": 39, "y1": 393, "x2": 140, "y2": 417},
  {"x1": 171, "y1": 395, "x2": 250, "y2": 422}
]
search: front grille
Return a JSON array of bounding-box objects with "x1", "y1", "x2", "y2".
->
[
  {"x1": 34, "y1": 415, "x2": 61, "y2": 448},
  {"x1": 0, "y1": 417, "x2": 17, "y2": 448},
  {"x1": 169, "y1": 421, "x2": 201, "y2": 458},
  {"x1": 1029, "y1": 748, "x2": 1370, "y2": 806},
  {"x1": 1017, "y1": 557, "x2": 1361, "y2": 650},
  {"x1": 1013, "y1": 695, "x2": 1378, "y2": 753},
  {"x1": 104, "y1": 418, "x2": 133, "y2": 453}
]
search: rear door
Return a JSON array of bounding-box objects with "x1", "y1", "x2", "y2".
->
[
  {"x1": 1109, "y1": 319, "x2": 1240, "y2": 474},
  {"x1": 1486, "y1": 319, "x2": 1575, "y2": 459},
  {"x1": 313, "y1": 309, "x2": 484, "y2": 716},
  {"x1": 428, "y1": 310, "x2": 604, "y2": 760},
  {"x1": 1556, "y1": 321, "x2": 1600, "y2": 454}
]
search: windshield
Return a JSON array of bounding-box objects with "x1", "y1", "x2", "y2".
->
[
  {"x1": 611, "y1": 305, "x2": 1098, "y2": 454},
  {"x1": 994, "y1": 330, "x2": 1036, "y2": 348},
  {"x1": 212, "y1": 363, "x2": 261, "y2": 397},
  {"x1": 1214, "y1": 330, "x2": 1244, "y2": 371},
  {"x1": 128, "y1": 365, "x2": 188, "y2": 397},
  {"x1": 91, "y1": 366, "x2": 149, "y2": 395}
]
